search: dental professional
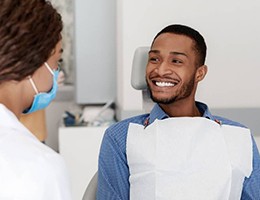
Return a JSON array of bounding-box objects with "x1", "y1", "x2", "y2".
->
[
  {"x1": 0, "y1": 0, "x2": 71, "y2": 199},
  {"x1": 97, "y1": 24, "x2": 260, "y2": 200}
]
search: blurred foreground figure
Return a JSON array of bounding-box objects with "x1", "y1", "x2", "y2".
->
[{"x1": 0, "y1": 0, "x2": 72, "y2": 199}]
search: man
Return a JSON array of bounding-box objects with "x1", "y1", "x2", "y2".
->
[{"x1": 97, "y1": 24, "x2": 260, "y2": 199}]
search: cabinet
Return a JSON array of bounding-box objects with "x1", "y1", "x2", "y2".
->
[
  {"x1": 59, "y1": 126, "x2": 107, "y2": 200},
  {"x1": 74, "y1": 0, "x2": 116, "y2": 104}
]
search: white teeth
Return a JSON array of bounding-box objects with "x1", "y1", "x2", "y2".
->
[{"x1": 156, "y1": 82, "x2": 175, "y2": 87}]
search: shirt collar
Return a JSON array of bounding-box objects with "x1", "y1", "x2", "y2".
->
[{"x1": 146, "y1": 101, "x2": 215, "y2": 127}]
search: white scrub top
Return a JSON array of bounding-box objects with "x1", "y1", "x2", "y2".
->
[{"x1": 0, "y1": 104, "x2": 72, "y2": 200}]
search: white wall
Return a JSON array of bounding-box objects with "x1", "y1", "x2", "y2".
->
[{"x1": 116, "y1": 0, "x2": 260, "y2": 119}]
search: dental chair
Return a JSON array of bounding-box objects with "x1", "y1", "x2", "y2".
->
[
  {"x1": 131, "y1": 46, "x2": 155, "y2": 112},
  {"x1": 82, "y1": 171, "x2": 98, "y2": 200},
  {"x1": 82, "y1": 46, "x2": 151, "y2": 200}
]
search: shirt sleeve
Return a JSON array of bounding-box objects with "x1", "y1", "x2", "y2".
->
[
  {"x1": 97, "y1": 127, "x2": 130, "y2": 200},
  {"x1": 241, "y1": 135, "x2": 260, "y2": 200}
]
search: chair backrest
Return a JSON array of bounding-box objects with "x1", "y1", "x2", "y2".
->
[
  {"x1": 131, "y1": 46, "x2": 150, "y2": 90},
  {"x1": 82, "y1": 171, "x2": 98, "y2": 200},
  {"x1": 131, "y1": 46, "x2": 154, "y2": 112}
]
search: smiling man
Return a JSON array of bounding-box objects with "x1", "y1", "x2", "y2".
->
[{"x1": 97, "y1": 24, "x2": 260, "y2": 200}]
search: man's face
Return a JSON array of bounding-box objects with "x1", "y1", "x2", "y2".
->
[{"x1": 146, "y1": 33, "x2": 199, "y2": 104}]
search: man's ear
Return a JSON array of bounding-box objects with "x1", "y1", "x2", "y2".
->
[{"x1": 195, "y1": 65, "x2": 207, "y2": 82}]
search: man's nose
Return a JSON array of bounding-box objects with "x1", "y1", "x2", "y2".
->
[{"x1": 155, "y1": 61, "x2": 172, "y2": 76}]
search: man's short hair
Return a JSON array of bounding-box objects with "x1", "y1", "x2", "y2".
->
[{"x1": 152, "y1": 24, "x2": 207, "y2": 67}]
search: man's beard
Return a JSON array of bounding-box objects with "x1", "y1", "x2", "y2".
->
[{"x1": 147, "y1": 76, "x2": 195, "y2": 105}]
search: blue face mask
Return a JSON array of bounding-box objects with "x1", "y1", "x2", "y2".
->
[{"x1": 23, "y1": 62, "x2": 59, "y2": 114}]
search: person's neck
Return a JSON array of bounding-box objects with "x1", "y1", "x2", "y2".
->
[
  {"x1": 0, "y1": 81, "x2": 28, "y2": 118},
  {"x1": 159, "y1": 99, "x2": 201, "y2": 117}
]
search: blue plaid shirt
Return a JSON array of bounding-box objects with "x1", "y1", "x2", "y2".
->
[{"x1": 97, "y1": 102, "x2": 260, "y2": 200}]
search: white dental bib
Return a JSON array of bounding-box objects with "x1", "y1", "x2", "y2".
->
[{"x1": 126, "y1": 117, "x2": 252, "y2": 200}]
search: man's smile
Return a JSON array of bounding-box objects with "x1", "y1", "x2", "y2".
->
[
  {"x1": 151, "y1": 78, "x2": 180, "y2": 88},
  {"x1": 154, "y1": 81, "x2": 176, "y2": 87}
]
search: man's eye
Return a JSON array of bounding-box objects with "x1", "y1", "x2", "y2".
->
[
  {"x1": 149, "y1": 57, "x2": 159, "y2": 62},
  {"x1": 172, "y1": 59, "x2": 182, "y2": 64}
]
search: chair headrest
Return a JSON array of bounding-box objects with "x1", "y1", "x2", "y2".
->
[{"x1": 131, "y1": 46, "x2": 150, "y2": 90}]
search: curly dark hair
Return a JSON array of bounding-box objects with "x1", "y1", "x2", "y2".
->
[
  {"x1": 152, "y1": 24, "x2": 207, "y2": 68},
  {"x1": 0, "y1": 0, "x2": 63, "y2": 83}
]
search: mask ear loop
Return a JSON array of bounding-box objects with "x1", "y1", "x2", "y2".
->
[
  {"x1": 29, "y1": 76, "x2": 39, "y2": 94},
  {"x1": 44, "y1": 62, "x2": 54, "y2": 75}
]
